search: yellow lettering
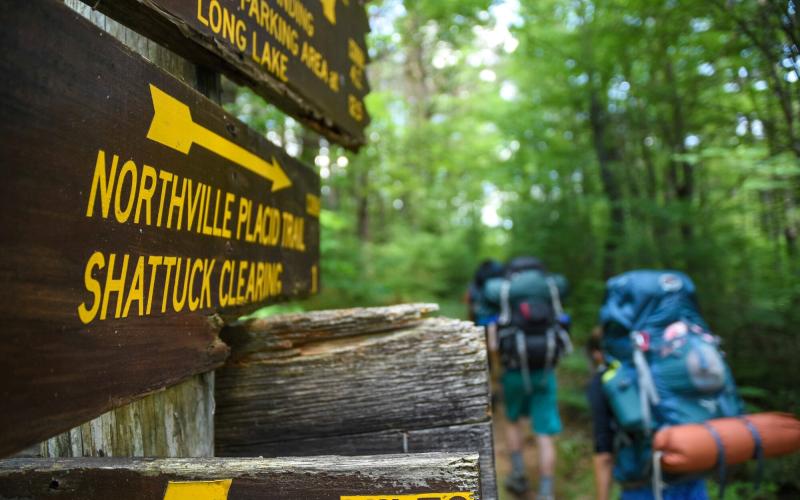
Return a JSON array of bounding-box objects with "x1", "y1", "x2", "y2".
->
[
  {"x1": 219, "y1": 259, "x2": 231, "y2": 307},
  {"x1": 267, "y1": 207, "x2": 281, "y2": 245},
  {"x1": 245, "y1": 261, "x2": 256, "y2": 302},
  {"x1": 101, "y1": 253, "x2": 129, "y2": 320},
  {"x1": 114, "y1": 160, "x2": 137, "y2": 223},
  {"x1": 202, "y1": 259, "x2": 215, "y2": 308},
  {"x1": 348, "y1": 94, "x2": 364, "y2": 122},
  {"x1": 134, "y1": 165, "x2": 157, "y2": 225},
  {"x1": 172, "y1": 258, "x2": 189, "y2": 312},
  {"x1": 212, "y1": 188, "x2": 223, "y2": 237},
  {"x1": 77, "y1": 251, "x2": 105, "y2": 324},
  {"x1": 161, "y1": 256, "x2": 177, "y2": 313},
  {"x1": 167, "y1": 175, "x2": 187, "y2": 230},
  {"x1": 122, "y1": 256, "x2": 145, "y2": 318},
  {"x1": 235, "y1": 19, "x2": 247, "y2": 51},
  {"x1": 188, "y1": 258, "x2": 204, "y2": 311},
  {"x1": 253, "y1": 203, "x2": 265, "y2": 244},
  {"x1": 186, "y1": 179, "x2": 203, "y2": 233},
  {"x1": 321, "y1": 0, "x2": 336, "y2": 25},
  {"x1": 236, "y1": 261, "x2": 247, "y2": 305},
  {"x1": 208, "y1": 0, "x2": 223, "y2": 33},
  {"x1": 156, "y1": 170, "x2": 174, "y2": 227},
  {"x1": 85, "y1": 149, "x2": 118, "y2": 219},
  {"x1": 237, "y1": 196, "x2": 249, "y2": 240},
  {"x1": 202, "y1": 185, "x2": 214, "y2": 235},
  {"x1": 197, "y1": 0, "x2": 209, "y2": 26},
  {"x1": 222, "y1": 192, "x2": 235, "y2": 238},
  {"x1": 146, "y1": 256, "x2": 163, "y2": 315},
  {"x1": 222, "y1": 7, "x2": 237, "y2": 43},
  {"x1": 251, "y1": 31, "x2": 260, "y2": 64},
  {"x1": 255, "y1": 262, "x2": 265, "y2": 300}
]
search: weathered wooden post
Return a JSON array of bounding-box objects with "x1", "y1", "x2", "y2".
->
[{"x1": 214, "y1": 304, "x2": 497, "y2": 499}]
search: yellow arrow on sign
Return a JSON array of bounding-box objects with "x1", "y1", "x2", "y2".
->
[
  {"x1": 146, "y1": 84, "x2": 291, "y2": 192},
  {"x1": 163, "y1": 479, "x2": 232, "y2": 500}
]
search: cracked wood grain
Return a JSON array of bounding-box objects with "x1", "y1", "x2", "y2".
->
[{"x1": 0, "y1": 453, "x2": 480, "y2": 499}]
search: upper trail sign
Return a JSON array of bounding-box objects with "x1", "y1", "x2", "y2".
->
[
  {"x1": 81, "y1": 0, "x2": 372, "y2": 150},
  {"x1": 0, "y1": 0, "x2": 319, "y2": 457}
]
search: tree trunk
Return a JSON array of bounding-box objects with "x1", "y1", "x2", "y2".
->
[{"x1": 589, "y1": 87, "x2": 625, "y2": 278}]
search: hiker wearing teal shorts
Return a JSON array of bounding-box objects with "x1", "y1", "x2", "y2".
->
[
  {"x1": 483, "y1": 256, "x2": 571, "y2": 499},
  {"x1": 503, "y1": 369, "x2": 562, "y2": 435},
  {"x1": 501, "y1": 367, "x2": 562, "y2": 498}
]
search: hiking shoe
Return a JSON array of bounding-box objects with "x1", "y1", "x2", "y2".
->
[{"x1": 504, "y1": 471, "x2": 529, "y2": 495}]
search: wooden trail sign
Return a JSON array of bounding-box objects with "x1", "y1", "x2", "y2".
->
[
  {"x1": 0, "y1": 1, "x2": 319, "y2": 457},
  {"x1": 214, "y1": 304, "x2": 497, "y2": 499},
  {"x1": 81, "y1": 0, "x2": 372, "y2": 149},
  {"x1": 0, "y1": 454, "x2": 480, "y2": 500}
]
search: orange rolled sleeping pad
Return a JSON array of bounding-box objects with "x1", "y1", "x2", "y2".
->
[{"x1": 654, "y1": 412, "x2": 800, "y2": 474}]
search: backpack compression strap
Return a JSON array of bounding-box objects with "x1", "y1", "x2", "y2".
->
[
  {"x1": 546, "y1": 277, "x2": 573, "y2": 355},
  {"x1": 499, "y1": 279, "x2": 511, "y2": 326},
  {"x1": 499, "y1": 279, "x2": 534, "y2": 393},
  {"x1": 546, "y1": 277, "x2": 565, "y2": 317},
  {"x1": 631, "y1": 331, "x2": 660, "y2": 434}
]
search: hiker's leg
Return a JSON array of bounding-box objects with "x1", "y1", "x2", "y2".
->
[
  {"x1": 506, "y1": 418, "x2": 524, "y2": 453},
  {"x1": 537, "y1": 433, "x2": 557, "y2": 497},
  {"x1": 537, "y1": 433, "x2": 556, "y2": 476},
  {"x1": 506, "y1": 419, "x2": 527, "y2": 473},
  {"x1": 501, "y1": 370, "x2": 530, "y2": 493},
  {"x1": 530, "y1": 370, "x2": 562, "y2": 498},
  {"x1": 503, "y1": 370, "x2": 527, "y2": 476}
]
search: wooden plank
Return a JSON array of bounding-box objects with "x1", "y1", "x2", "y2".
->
[
  {"x1": 217, "y1": 422, "x2": 496, "y2": 500},
  {"x1": 215, "y1": 316, "x2": 490, "y2": 442},
  {"x1": 0, "y1": 0, "x2": 319, "y2": 457},
  {"x1": 0, "y1": 454, "x2": 480, "y2": 500},
  {"x1": 80, "y1": 0, "x2": 372, "y2": 149},
  {"x1": 41, "y1": 372, "x2": 215, "y2": 458},
  {"x1": 214, "y1": 305, "x2": 496, "y2": 499},
  {"x1": 222, "y1": 303, "x2": 440, "y2": 360}
]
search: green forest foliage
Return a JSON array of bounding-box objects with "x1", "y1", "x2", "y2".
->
[{"x1": 228, "y1": 0, "x2": 800, "y2": 494}]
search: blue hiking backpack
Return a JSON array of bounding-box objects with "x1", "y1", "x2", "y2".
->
[{"x1": 599, "y1": 270, "x2": 743, "y2": 485}]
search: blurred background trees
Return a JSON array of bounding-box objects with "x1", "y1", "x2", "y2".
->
[{"x1": 227, "y1": 0, "x2": 799, "y2": 495}]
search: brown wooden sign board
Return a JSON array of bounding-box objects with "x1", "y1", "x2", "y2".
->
[
  {"x1": 0, "y1": 1, "x2": 319, "y2": 457},
  {"x1": 81, "y1": 0, "x2": 372, "y2": 149},
  {"x1": 0, "y1": 455, "x2": 480, "y2": 500}
]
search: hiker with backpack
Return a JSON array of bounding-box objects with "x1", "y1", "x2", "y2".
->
[
  {"x1": 589, "y1": 270, "x2": 744, "y2": 499},
  {"x1": 587, "y1": 327, "x2": 710, "y2": 499},
  {"x1": 483, "y1": 256, "x2": 573, "y2": 499},
  {"x1": 466, "y1": 259, "x2": 505, "y2": 328}
]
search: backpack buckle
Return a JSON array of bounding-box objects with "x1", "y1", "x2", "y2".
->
[{"x1": 633, "y1": 331, "x2": 650, "y2": 351}]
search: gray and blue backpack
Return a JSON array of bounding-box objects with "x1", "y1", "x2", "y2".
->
[{"x1": 599, "y1": 270, "x2": 743, "y2": 486}]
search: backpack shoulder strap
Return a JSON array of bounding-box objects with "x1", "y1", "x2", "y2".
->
[
  {"x1": 499, "y1": 279, "x2": 511, "y2": 326},
  {"x1": 546, "y1": 276, "x2": 574, "y2": 355},
  {"x1": 546, "y1": 276, "x2": 564, "y2": 317}
]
